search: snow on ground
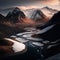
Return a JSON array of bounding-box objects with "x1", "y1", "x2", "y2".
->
[
  {"x1": 4, "y1": 38, "x2": 26, "y2": 52},
  {"x1": 36, "y1": 24, "x2": 55, "y2": 34}
]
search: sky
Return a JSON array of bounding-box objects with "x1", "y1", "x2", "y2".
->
[{"x1": 0, "y1": 0, "x2": 60, "y2": 10}]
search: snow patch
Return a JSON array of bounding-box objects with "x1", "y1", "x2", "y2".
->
[
  {"x1": 4, "y1": 38, "x2": 26, "y2": 52},
  {"x1": 36, "y1": 24, "x2": 55, "y2": 34}
]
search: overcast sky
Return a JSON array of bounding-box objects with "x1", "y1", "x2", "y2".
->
[{"x1": 0, "y1": 0, "x2": 60, "y2": 10}]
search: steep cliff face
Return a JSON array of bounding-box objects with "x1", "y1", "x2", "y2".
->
[
  {"x1": 6, "y1": 7, "x2": 26, "y2": 23},
  {"x1": 31, "y1": 9, "x2": 48, "y2": 23}
]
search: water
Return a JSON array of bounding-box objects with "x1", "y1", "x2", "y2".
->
[
  {"x1": 10, "y1": 26, "x2": 55, "y2": 46},
  {"x1": 10, "y1": 27, "x2": 43, "y2": 46}
]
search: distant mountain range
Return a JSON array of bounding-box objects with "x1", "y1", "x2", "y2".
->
[
  {"x1": 42, "y1": 6, "x2": 58, "y2": 12},
  {"x1": 0, "y1": 7, "x2": 36, "y2": 27},
  {"x1": 23, "y1": 6, "x2": 58, "y2": 18},
  {"x1": 41, "y1": 6, "x2": 58, "y2": 17},
  {"x1": 0, "y1": 6, "x2": 58, "y2": 17},
  {"x1": 0, "y1": 6, "x2": 59, "y2": 26}
]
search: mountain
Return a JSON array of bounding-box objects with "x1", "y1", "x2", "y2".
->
[
  {"x1": 0, "y1": 7, "x2": 36, "y2": 27},
  {"x1": 0, "y1": 7, "x2": 16, "y2": 16},
  {"x1": 23, "y1": 6, "x2": 58, "y2": 19},
  {"x1": 0, "y1": 6, "x2": 58, "y2": 18},
  {"x1": 6, "y1": 7, "x2": 26, "y2": 23},
  {"x1": 6, "y1": 7, "x2": 36, "y2": 26},
  {"x1": 32, "y1": 11, "x2": 60, "y2": 42},
  {"x1": 0, "y1": 9, "x2": 26, "y2": 37},
  {"x1": 30, "y1": 9, "x2": 48, "y2": 23},
  {"x1": 0, "y1": 6, "x2": 58, "y2": 26},
  {"x1": 37, "y1": 11, "x2": 60, "y2": 29},
  {"x1": 23, "y1": 8, "x2": 36, "y2": 18},
  {"x1": 42, "y1": 6, "x2": 58, "y2": 13},
  {"x1": 41, "y1": 6, "x2": 58, "y2": 17}
]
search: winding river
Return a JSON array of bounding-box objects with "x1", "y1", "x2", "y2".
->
[{"x1": 10, "y1": 27, "x2": 44, "y2": 47}]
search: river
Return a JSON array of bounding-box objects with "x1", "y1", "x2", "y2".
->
[{"x1": 10, "y1": 27, "x2": 44, "y2": 47}]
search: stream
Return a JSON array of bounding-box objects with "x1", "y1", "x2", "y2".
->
[{"x1": 10, "y1": 27, "x2": 44, "y2": 47}]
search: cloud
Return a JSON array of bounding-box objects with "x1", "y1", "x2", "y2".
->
[
  {"x1": 34, "y1": 0, "x2": 59, "y2": 6},
  {"x1": 16, "y1": 0, "x2": 60, "y2": 10},
  {"x1": 0, "y1": 0, "x2": 60, "y2": 9},
  {"x1": 41, "y1": 0, "x2": 59, "y2": 5}
]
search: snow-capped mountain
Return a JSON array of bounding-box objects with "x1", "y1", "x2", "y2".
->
[
  {"x1": 23, "y1": 6, "x2": 58, "y2": 22},
  {"x1": 6, "y1": 7, "x2": 26, "y2": 23},
  {"x1": 41, "y1": 6, "x2": 58, "y2": 17},
  {"x1": 23, "y1": 8, "x2": 36, "y2": 18},
  {"x1": 0, "y1": 6, "x2": 58, "y2": 26},
  {"x1": 0, "y1": 6, "x2": 58, "y2": 18},
  {"x1": 23, "y1": 9, "x2": 48, "y2": 22},
  {"x1": 5, "y1": 7, "x2": 36, "y2": 26},
  {"x1": 31, "y1": 9, "x2": 46, "y2": 20},
  {"x1": 29, "y1": 9, "x2": 49, "y2": 24},
  {"x1": 0, "y1": 7, "x2": 16, "y2": 16}
]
